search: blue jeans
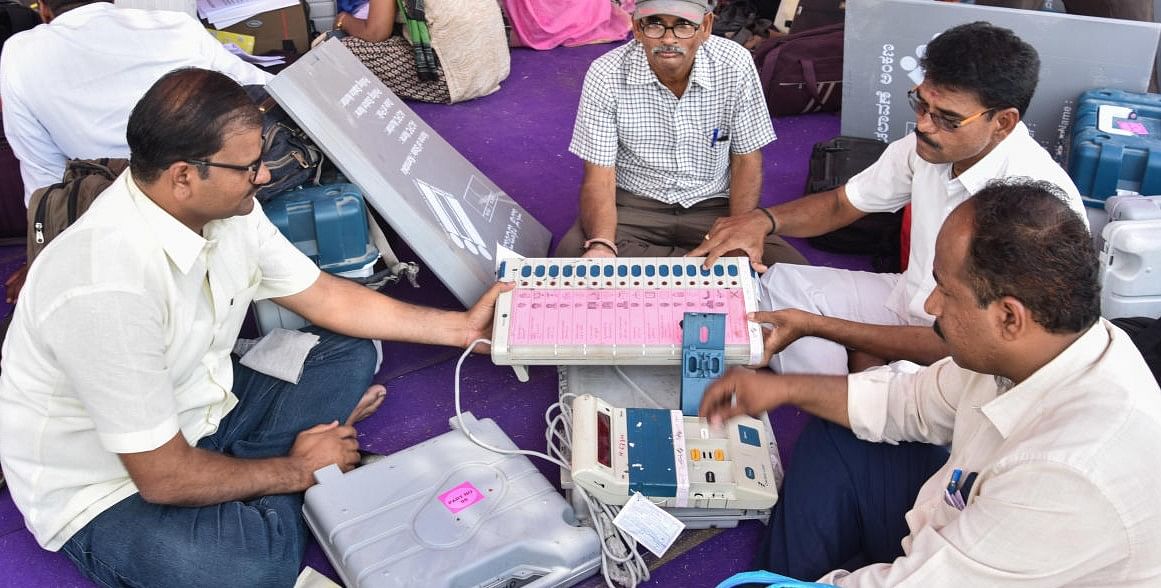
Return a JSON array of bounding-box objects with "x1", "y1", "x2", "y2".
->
[
  {"x1": 61, "y1": 328, "x2": 376, "y2": 588},
  {"x1": 758, "y1": 418, "x2": 949, "y2": 581}
]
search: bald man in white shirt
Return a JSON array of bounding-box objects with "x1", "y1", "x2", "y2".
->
[{"x1": 702, "y1": 179, "x2": 1161, "y2": 585}]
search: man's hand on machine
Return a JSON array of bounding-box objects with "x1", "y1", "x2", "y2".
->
[
  {"x1": 460, "y1": 281, "x2": 516, "y2": 352},
  {"x1": 687, "y1": 209, "x2": 771, "y2": 270},
  {"x1": 699, "y1": 367, "x2": 785, "y2": 427},
  {"x1": 750, "y1": 309, "x2": 817, "y2": 367},
  {"x1": 289, "y1": 421, "x2": 360, "y2": 488}
]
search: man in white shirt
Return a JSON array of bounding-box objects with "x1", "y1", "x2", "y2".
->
[
  {"x1": 0, "y1": 0, "x2": 269, "y2": 203},
  {"x1": 0, "y1": 0, "x2": 271, "y2": 302},
  {"x1": 690, "y1": 22, "x2": 1086, "y2": 375},
  {"x1": 701, "y1": 179, "x2": 1161, "y2": 585},
  {"x1": 0, "y1": 68, "x2": 506, "y2": 587},
  {"x1": 555, "y1": 0, "x2": 806, "y2": 266}
]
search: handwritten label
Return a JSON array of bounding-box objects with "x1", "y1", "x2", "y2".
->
[{"x1": 438, "y1": 481, "x2": 485, "y2": 514}]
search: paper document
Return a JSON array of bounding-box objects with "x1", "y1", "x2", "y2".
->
[
  {"x1": 197, "y1": 0, "x2": 297, "y2": 29},
  {"x1": 224, "y1": 43, "x2": 286, "y2": 66},
  {"x1": 612, "y1": 492, "x2": 685, "y2": 558},
  {"x1": 209, "y1": 28, "x2": 256, "y2": 54}
]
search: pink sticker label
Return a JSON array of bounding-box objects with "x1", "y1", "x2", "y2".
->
[
  {"x1": 438, "y1": 481, "x2": 485, "y2": 514},
  {"x1": 1116, "y1": 120, "x2": 1150, "y2": 135}
]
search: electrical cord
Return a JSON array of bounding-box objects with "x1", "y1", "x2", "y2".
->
[
  {"x1": 453, "y1": 339, "x2": 567, "y2": 469},
  {"x1": 453, "y1": 340, "x2": 650, "y2": 587}
]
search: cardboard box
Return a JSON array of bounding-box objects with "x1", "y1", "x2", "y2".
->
[{"x1": 222, "y1": 5, "x2": 309, "y2": 55}]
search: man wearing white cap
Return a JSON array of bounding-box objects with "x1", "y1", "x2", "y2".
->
[{"x1": 555, "y1": 0, "x2": 807, "y2": 266}]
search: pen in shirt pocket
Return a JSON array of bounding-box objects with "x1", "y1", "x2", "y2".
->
[{"x1": 710, "y1": 128, "x2": 730, "y2": 147}]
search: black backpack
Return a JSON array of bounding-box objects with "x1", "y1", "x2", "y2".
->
[
  {"x1": 802, "y1": 136, "x2": 903, "y2": 273},
  {"x1": 243, "y1": 86, "x2": 324, "y2": 202}
]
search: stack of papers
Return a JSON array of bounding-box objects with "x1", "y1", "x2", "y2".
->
[
  {"x1": 197, "y1": 0, "x2": 298, "y2": 29},
  {"x1": 224, "y1": 43, "x2": 286, "y2": 67}
]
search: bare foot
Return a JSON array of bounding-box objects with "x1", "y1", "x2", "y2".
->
[{"x1": 345, "y1": 384, "x2": 387, "y2": 426}]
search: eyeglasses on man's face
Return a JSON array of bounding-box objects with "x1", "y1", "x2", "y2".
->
[
  {"x1": 185, "y1": 156, "x2": 266, "y2": 185},
  {"x1": 638, "y1": 18, "x2": 701, "y2": 40},
  {"x1": 906, "y1": 88, "x2": 996, "y2": 133}
]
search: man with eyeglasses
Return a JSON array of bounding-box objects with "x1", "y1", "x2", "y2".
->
[
  {"x1": 691, "y1": 21, "x2": 1086, "y2": 376},
  {"x1": 554, "y1": 0, "x2": 808, "y2": 267},
  {"x1": 0, "y1": 68, "x2": 507, "y2": 587}
]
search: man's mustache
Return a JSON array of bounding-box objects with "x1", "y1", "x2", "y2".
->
[
  {"x1": 915, "y1": 128, "x2": 940, "y2": 150},
  {"x1": 652, "y1": 45, "x2": 686, "y2": 55},
  {"x1": 933, "y1": 319, "x2": 945, "y2": 341}
]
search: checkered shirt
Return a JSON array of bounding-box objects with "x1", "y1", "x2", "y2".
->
[{"x1": 569, "y1": 35, "x2": 775, "y2": 208}]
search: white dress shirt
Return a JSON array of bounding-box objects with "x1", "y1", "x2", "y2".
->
[
  {"x1": 844, "y1": 123, "x2": 1086, "y2": 323},
  {"x1": 826, "y1": 319, "x2": 1161, "y2": 586},
  {"x1": 569, "y1": 36, "x2": 775, "y2": 207},
  {"x1": 0, "y1": 172, "x2": 319, "y2": 550},
  {"x1": 0, "y1": 3, "x2": 271, "y2": 203}
]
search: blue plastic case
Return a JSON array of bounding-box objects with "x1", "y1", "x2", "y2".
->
[
  {"x1": 1069, "y1": 89, "x2": 1161, "y2": 205},
  {"x1": 262, "y1": 183, "x2": 379, "y2": 274}
]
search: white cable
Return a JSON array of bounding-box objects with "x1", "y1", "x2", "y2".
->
[
  {"x1": 542, "y1": 397, "x2": 650, "y2": 587},
  {"x1": 453, "y1": 339, "x2": 568, "y2": 470},
  {"x1": 453, "y1": 342, "x2": 650, "y2": 587}
]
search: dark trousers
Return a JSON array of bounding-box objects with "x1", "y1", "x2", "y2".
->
[
  {"x1": 555, "y1": 189, "x2": 809, "y2": 266},
  {"x1": 758, "y1": 419, "x2": 949, "y2": 581},
  {"x1": 60, "y1": 328, "x2": 376, "y2": 588}
]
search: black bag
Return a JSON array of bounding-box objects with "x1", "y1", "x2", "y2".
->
[
  {"x1": 752, "y1": 22, "x2": 843, "y2": 116},
  {"x1": 803, "y1": 136, "x2": 903, "y2": 273},
  {"x1": 789, "y1": 0, "x2": 844, "y2": 33},
  {"x1": 243, "y1": 86, "x2": 324, "y2": 202},
  {"x1": 0, "y1": 0, "x2": 39, "y2": 50},
  {"x1": 1111, "y1": 316, "x2": 1161, "y2": 384}
]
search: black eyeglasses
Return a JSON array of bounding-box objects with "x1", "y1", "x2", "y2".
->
[
  {"x1": 185, "y1": 157, "x2": 266, "y2": 184},
  {"x1": 639, "y1": 20, "x2": 701, "y2": 39},
  {"x1": 906, "y1": 88, "x2": 995, "y2": 133}
]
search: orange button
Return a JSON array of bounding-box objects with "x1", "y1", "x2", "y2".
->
[{"x1": 713, "y1": 449, "x2": 725, "y2": 461}]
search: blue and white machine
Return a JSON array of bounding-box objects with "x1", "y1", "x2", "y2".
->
[{"x1": 569, "y1": 395, "x2": 779, "y2": 510}]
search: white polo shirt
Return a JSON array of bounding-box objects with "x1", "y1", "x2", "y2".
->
[
  {"x1": 0, "y1": 3, "x2": 271, "y2": 203},
  {"x1": 0, "y1": 172, "x2": 319, "y2": 551},
  {"x1": 831, "y1": 320, "x2": 1161, "y2": 585},
  {"x1": 844, "y1": 123, "x2": 1086, "y2": 323}
]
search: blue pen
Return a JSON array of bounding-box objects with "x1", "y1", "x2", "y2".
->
[
  {"x1": 946, "y1": 468, "x2": 963, "y2": 493},
  {"x1": 711, "y1": 127, "x2": 719, "y2": 147}
]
